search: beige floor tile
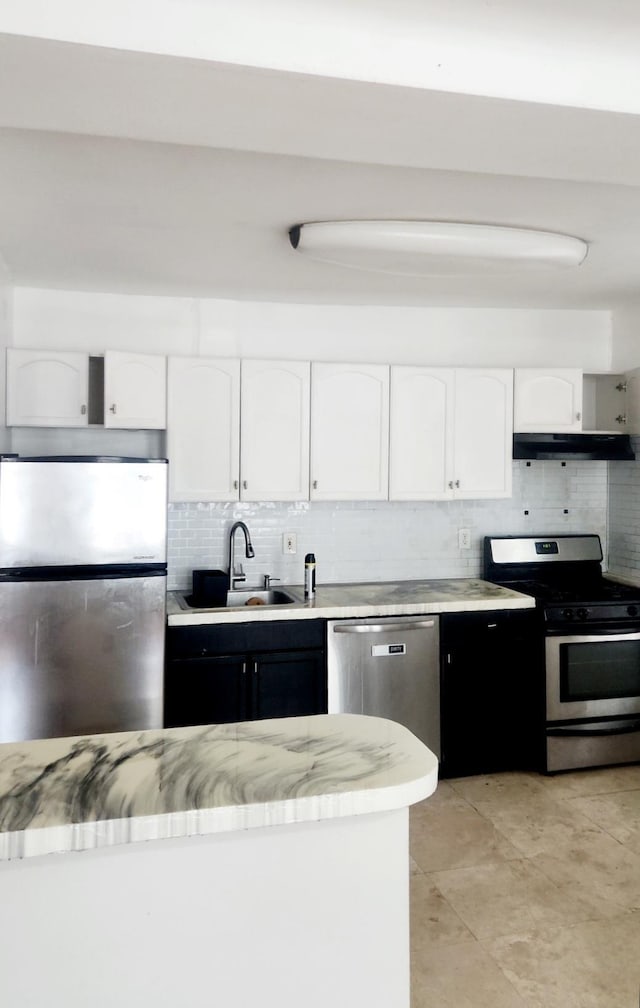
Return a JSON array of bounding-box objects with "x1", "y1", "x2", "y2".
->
[
  {"x1": 411, "y1": 940, "x2": 529, "y2": 1008},
  {"x1": 449, "y1": 772, "x2": 553, "y2": 814},
  {"x1": 531, "y1": 828, "x2": 640, "y2": 913},
  {"x1": 410, "y1": 801, "x2": 521, "y2": 873},
  {"x1": 410, "y1": 873, "x2": 476, "y2": 949},
  {"x1": 410, "y1": 855, "x2": 423, "y2": 875},
  {"x1": 567, "y1": 788, "x2": 640, "y2": 854},
  {"x1": 484, "y1": 911, "x2": 640, "y2": 1008},
  {"x1": 479, "y1": 799, "x2": 605, "y2": 858},
  {"x1": 430, "y1": 858, "x2": 616, "y2": 940},
  {"x1": 537, "y1": 763, "x2": 640, "y2": 799},
  {"x1": 412, "y1": 779, "x2": 472, "y2": 813}
]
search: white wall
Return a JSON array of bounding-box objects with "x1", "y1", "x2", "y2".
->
[
  {"x1": 0, "y1": 258, "x2": 12, "y2": 452},
  {"x1": 611, "y1": 305, "x2": 640, "y2": 372},
  {"x1": 13, "y1": 288, "x2": 612, "y2": 369}
]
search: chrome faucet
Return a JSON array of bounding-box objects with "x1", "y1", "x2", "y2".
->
[{"x1": 228, "y1": 521, "x2": 255, "y2": 590}]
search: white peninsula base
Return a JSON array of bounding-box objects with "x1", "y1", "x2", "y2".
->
[{"x1": 0, "y1": 715, "x2": 438, "y2": 1007}]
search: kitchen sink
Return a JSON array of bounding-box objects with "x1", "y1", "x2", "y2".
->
[
  {"x1": 225, "y1": 589, "x2": 298, "y2": 607},
  {"x1": 178, "y1": 588, "x2": 299, "y2": 610}
]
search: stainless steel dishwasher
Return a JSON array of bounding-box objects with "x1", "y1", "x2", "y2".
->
[{"x1": 327, "y1": 615, "x2": 440, "y2": 757}]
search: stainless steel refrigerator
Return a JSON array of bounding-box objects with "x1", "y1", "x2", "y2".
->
[{"x1": 0, "y1": 456, "x2": 168, "y2": 744}]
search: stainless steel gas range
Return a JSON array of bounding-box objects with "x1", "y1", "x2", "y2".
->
[{"x1": 484, "y1": 534, "x2": 640, "y2": 773}]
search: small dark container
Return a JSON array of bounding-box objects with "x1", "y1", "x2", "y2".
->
[{"x1": 190, "y1": 569, "x2": 229, "y2": 608}]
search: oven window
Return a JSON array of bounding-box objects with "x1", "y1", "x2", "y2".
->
[{"x1": 560, "y1": 640, "x2": 640, "y2": 702}]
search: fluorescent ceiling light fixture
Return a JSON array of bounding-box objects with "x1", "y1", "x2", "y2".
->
[{"x1": 288, "y1": 220, "x2": 588, "y2": 276}]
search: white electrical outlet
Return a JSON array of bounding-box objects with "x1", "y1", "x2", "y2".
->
[
  {"x1": 458, "y1": 528, "x2": 471, "y2": 550},
  {"x1": 283, "y1": 532, "x2": 297, "y2": 555}
]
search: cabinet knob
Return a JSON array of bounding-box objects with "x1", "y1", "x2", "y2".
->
[
  {"x1": 243, "y1": 480, "x2": 248, "y2": 490},
  {"x1": 616, "y1": 414, "x2": 627, "y2": 425},
  {"x1": 233, "y1": 480, "x2": 239, "y2": 490},
  {"x1": 448, "y1": 480, "x2": 454, "y2": 489},
  {"x1": 313, "y1": 480, "x2": 318, "y2": 490},
  {"x1": 576, "y1": 412, "x2": 581, "y2": 421},
  {"x1": 109, "y1": 404, "x2": 117, "y2": 414},
  {"x1": 455, "y1": 479, "x2": 460, "y2": 489},
  {"x1": 80, "y1": 404, "x2": 87, "y2": 415}
]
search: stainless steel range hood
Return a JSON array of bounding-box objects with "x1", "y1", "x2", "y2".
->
[{"x1": 513, "y1": 432, "x2": 635, "y2": 461}]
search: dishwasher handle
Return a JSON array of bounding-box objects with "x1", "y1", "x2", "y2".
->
[{"x1": 332, "y1": 620, "x2": 436, "y2": 634}]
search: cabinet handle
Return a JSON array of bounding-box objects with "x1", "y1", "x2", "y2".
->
[
  {"x1": 109, "y1": 404, "x2": 117, "y2": 414},
  {"x1": 448, "y1": 480, "x2": 454, "y2": 489},
  {"x1": 243, "y1": 480, "x2": 248, "y2": 490},
  {"x1": 233, "y1": 480, "x2": 239, "y2": 490},
  {"x1": 576, "y1": 412, "x2": 581, "y2": 421},
  {"x1": 455, "y1": 479, "x2": 460, "y2": 488},
  {"x1": 313, "y1": 480, "x2": 318, "y2": 490},
  {"x1": 80, "y1": 404, "x2": 87, "y2": 415},
  {"x1": 616, "y1": 414, "x2": 627, "y2": 425}
]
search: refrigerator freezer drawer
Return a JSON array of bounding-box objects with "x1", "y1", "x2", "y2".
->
[
  {"x1": 0, "y1": 574, "x2": 165, "y2": 743},
  {"x1": 0, "y1": 458, "x2": 167, "y2": 567}
]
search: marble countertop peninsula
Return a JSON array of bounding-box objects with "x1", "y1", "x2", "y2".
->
[
  {"x1": 167, "y1": 577, "x2": 535, "y2": 626},
  {"x1": 0, "y1": 714, "x2": 438, "y2": 862}
]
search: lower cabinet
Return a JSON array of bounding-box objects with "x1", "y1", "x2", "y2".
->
[
  {"x1": 165, "y1": 620, "x2": 327, "y2": 728},
  {"x1": 439, "y1": 609, "x2": 545, "y2": 778}
]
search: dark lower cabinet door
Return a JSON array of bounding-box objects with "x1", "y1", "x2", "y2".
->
[
  {"x1": 250, "y1": 650, "x2": 327, "y2": 721},
  {"x1": 164, "y1": 656, "x2": 248, "y2": 728}
]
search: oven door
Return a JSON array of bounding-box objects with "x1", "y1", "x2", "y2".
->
[{"x1": 546, "y1": 630, "x2": 640, "y2": 722}]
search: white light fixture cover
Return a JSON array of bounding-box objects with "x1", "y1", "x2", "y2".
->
[{"x1": 289, "y1": 220, "x2": 588, "y2": 276}]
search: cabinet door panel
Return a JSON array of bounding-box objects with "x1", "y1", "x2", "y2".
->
[
  {"x1": 310, "y1": 363, "x2": 389, "y2": 500},
  {"x1": 240, "y1": 359, "x2": 310, "y2": 501},
  {"x1": 104, "y1": 351, "x2": 166, "y2": 429},
  {"x1": 389, "y1": 367, "x2": 455, "y2": 500},
  {"x1": 7, "y1": 349, "x2": 88, "y2": 427},
  {"x1": 514, "y1": 368, "x2": 582, "y2": 432},
  {"x1": 167, "y1": 356, "x2": 240, "y2": 502},
  {"x1": 251, "y1": 650, "x2": 327, "y2": 720},
  {"x1": 164, "y1": 656, "x2": 247, "y2": 727},
  {"x1": 454, "y1": 369, "x2": 513, "y2": 499}
]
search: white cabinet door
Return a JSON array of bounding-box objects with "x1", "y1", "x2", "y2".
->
[
  {"x1": 240, "y1": 359, "x2": 310, "y2": 501},
  {"x1": 514, "y1": 368, "x2": 583, "y2": 432},
  {"x1": 389, "y1": 367, "x2": 455, "y2": 500},
  {"x1": 167, "y1": 357, "x2": 240, "y2": 502},
  {"x1": 310, "y1": 363, "x2": 389, "y2": 501},
  {"x1": 454, "y1": 369, "x2": 513, "y2": 499},
  {"x1": 6, "y1": 348, "x2": 88, "y2": 427},
  {"x1": 104, "y1": 351, "x2": 167, "y2": 429}
]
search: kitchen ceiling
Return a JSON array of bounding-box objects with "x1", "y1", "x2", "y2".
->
[{"x1": 2, "y1": 7, "x2": 640, "y2": 309}]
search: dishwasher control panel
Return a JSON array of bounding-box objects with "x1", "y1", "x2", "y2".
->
[{"x1": 371, "y1": 643, "x2": 406, "y2": 657}]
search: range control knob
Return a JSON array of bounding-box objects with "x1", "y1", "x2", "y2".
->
[
  {"x1": 562, "y1": 608, "x2": 574, "y2": 620},
  {"x1": 628, "y1": 605, "x2": 639, "y2": 617},
  {"x1": 576, "y1": 607, "x2": 590, "y2": 621}
]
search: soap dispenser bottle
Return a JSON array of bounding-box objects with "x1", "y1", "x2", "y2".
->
[{"x1": 304, "y1": 553, "x2": 316, "y2": 599}]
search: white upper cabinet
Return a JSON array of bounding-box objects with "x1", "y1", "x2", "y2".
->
[
  {"x1": 103, "y1": 351, "x2": 166, "y2": 429},
  {"x1": 167, "y1": 356, "x2": 240, "y2": 502},
  {"x1": 453, "y1": 369, "x2": 513, "y2": 499},
  {"x1": 310, "y1": 363, "x2": 389, "y2": 501},
  {"x1": 6, "y1": 348, "x2": 89, "y2": 427},
  {"x1": 390, "y1": 366, "x2": 513, "y2": 501},
  {"x1": 389, "y1": 367, "x2": 455, "y2": 500},
  {"x1": 514, "y1": 368, "x2": 583, "y2": 432},
  {"x1": 240, "y1": 359, "x2": 310, "y2": 502}
]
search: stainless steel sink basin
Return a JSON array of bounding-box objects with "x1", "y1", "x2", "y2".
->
[
  {"x1": 226, "y1": 589, "x2": 297, "y2": 607},
  {"x1": 177, "y1": 588, "x2": 298, "y2": 610}
]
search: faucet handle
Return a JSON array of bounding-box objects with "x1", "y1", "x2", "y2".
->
[
  {"x1": 233, "y1": 563, "x2": 246, "y2": 582},
  {"x1": 263, "y1": 574, "x2": 280, "y2": 590}
]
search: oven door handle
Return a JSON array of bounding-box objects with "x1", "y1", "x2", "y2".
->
[{"x1": 548, "y1": 719, "x2": 640, "y2": 738}]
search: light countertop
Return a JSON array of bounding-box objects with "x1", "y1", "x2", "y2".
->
[
  {"x1": 0, "y1": 714, "x2": 438, "y2": 861},
  {"x1": 167, "y1": 577, "x2": 535, "y2": 626}
]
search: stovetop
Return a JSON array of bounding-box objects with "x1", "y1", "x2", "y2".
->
[
  {"x1": 502, "y1": 577, "x2": 640, "y2": 606},
  {"x1": 482, "y1": 534, "x2": 640, "y2": 627}
]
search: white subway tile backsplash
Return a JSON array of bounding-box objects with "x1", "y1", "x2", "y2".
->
[{"x1": 167, "y1": 459, "x2": 609, "y2": 590}]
